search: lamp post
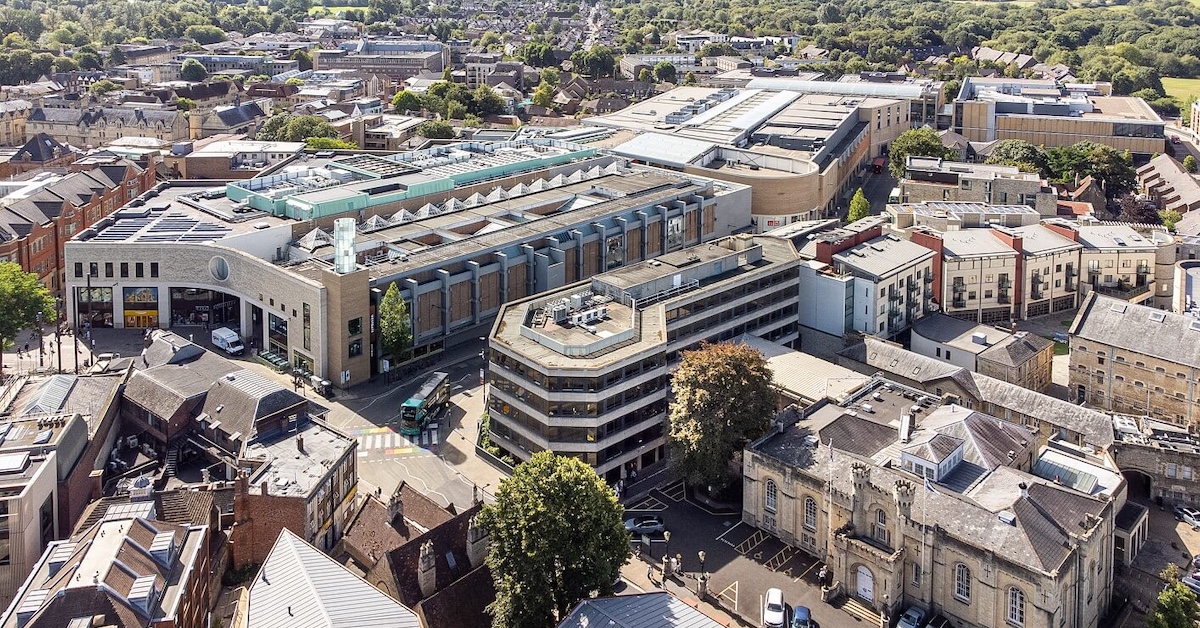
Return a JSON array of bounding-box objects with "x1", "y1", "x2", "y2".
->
[
  {"x1": 53, "y1": 297, "x2": 62, "y2": 374},
  {"x1": 663, "y1": 530, "x2": 671, "y2": 558},
  {"x1": 35, "y1": 312, "x2": 43, "y2": 368},
  {"x1": 698, "y1": 550, "x2": 706, "y2": 574}
]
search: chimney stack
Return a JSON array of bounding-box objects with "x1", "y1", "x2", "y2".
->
[
  {"x1": 1018, "y1": 482, "x2": 1028, "y2": 499},
  {"x1": 297, "y1": 434, "x2": 305, "y2": 454}
]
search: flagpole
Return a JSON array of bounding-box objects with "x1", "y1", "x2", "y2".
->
[{"x1": 921, "y1": 481, "x2": 928, "y2": 601}]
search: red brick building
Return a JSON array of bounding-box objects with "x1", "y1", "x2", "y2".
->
[{"x1": 0, "y1": 158, "x2": 154, "y2": 297}]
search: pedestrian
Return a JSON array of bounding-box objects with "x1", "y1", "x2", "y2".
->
[
  {"x1": 90, "y1": 338, "x2": 96, "y2": 351},
  {"x1": 647, "y1": 565, "x2": 654, "y2": 583}
]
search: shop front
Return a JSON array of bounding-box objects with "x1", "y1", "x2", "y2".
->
[
  {"x1": 122, "y1": 287, "x2": 160, "y2": 328},
  {"x1": 75, "y1": 287, "x2": 115, "y2": 329},
  {"x1": 169, "y1": 288, "x2": 239, "y2": 328},
  {"x1": 267, "y1": 313, "x2": 288, "y2": 355}
]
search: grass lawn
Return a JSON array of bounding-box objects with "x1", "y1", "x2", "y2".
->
[
  {"x1": 1053, "y1": 341, "x2": 1070, "y2": 356},
  {"x1": 1163, "y1": 77, "x2": 1200, "y2": 102}
]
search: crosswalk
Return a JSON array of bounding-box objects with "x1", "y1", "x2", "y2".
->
[{"x1": 351, "y1": 423, "x2": 439, "y2": 458}]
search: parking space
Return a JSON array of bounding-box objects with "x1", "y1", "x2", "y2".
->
[{"x1": 623, "y1": 488, "x2": 859, "y2": 628}]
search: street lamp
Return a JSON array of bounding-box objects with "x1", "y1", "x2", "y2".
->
[
  {"x1": 35, "y1": 311, "x2": 43, "y2": 368},
  {"x1": 663, "y1": 530, "x2": 671, "y2": 558},
  {"x1": 698, "y1": 550, "x2": 706, "y2": 573},
  {"x1": 53, "y1": 298, "x2": 62, "y2": 374}
]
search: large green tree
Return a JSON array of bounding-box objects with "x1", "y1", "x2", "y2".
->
[
  {"x1": 0, "y1": 263, "x2": 55, "y2": 373},
  {"x1": 392, "y1": 90, "x2": 422, "y2": 114},
  {"x1": 653, "y1": 60, "x2": 677, "y2": 83},
  {"x1": 668, "y1": 342, "x2": 775, "y2": 489},
  {"x1": 180, "y1": 58, "x2": 208, "y2": 82},
  {"x1": 256, "y1": 114, "x2": 338, "y2": 142},
  {"x1": 479, "y1": 452, "x2": 629, "y2": 628},
  {"x1": 184, "y1": 24, "x2": 227, "y2": 44},
  {"x1": 417, "y1": 120, "x2": 455, "y2": 139},
  {"x1": 984, "y1": 139, "x2": 1049, "y2": 175},
  {"x1": 1149, "y1": 564, "x2": 1199, "y2": 628},
  {"x1": 378, "y1": 282, "x2": 411, "y2": 364},
  {"x1": 847, "y1": 187, "x2": 870, "y2": 223},
  {"x1": 888, "y1": 128, "x2": 955, "y2": 180}
]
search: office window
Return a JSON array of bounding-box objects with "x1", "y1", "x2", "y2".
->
[
  {"x1": 150, "y1": 262, "x2": 158, "y2": 278},
  {"x1": 104, "y1": 262, "x2": 113, "y2": 278},
  {"x1": 349, "y1": 339, "x2": 362, "y2": 357},
  {"x1": 348, "y1": 317, "x2": 363, "y2": 336},
  {"x1": 804, "y1": 496, "x2": 817, "y2": 531},
  {"x1": 120, "y1": 262, "x2": 128, "y2": 278},
  {"x1": 1007, "y1": 588, "x2": 1025, "y2": 626},
  {"x1": 74, "y1": 262, "x2": 82, "y2": 278},
  {"x1": 135, "y1": 262, "x2": 144, "y2": 278}
]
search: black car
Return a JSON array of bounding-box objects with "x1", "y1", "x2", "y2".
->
[{"x1": 624, "y1": 515, "x2": 665, "y2": 535}]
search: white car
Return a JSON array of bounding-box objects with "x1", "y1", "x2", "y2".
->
[
  {"x1": 897, "y1": 606, "x2": 927, "y2": 628},
  {"x1": 763, "y1": 588, "x2": 786, "y2": 628}
]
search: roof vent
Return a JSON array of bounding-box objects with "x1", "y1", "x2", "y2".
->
[
  {"x1": 1150, "y1": 311, "x2": 1166, "y2": 323},
  {"x1": 997, "y1": 511, "x2": 1017, "y2": 526}
]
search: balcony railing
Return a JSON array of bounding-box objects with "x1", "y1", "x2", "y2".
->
[
  {"x1": 952, "y1": 283, "x2": 966, "y2": 294},
  {"x1": 889, "y1": 292, "x2": 901, "y2": 302},
  {"x1": 998, "y1": 292, "x2": 1011, "y2": 304},
  {"x1": 1094, "y1": 282, "x2": 1152, "y2": 300},
  {"x1": 998, "y1": 278, "x2": 1012, "y2": 289},
  {"x1": 1066, "y1": 266, "x2": 1077, "y2": 278},
  {"x1": 951, "y1": 299, "x2": 966, "y2": 308},
  {"x1": 924, "y1": 287, "x2": 934, "y2": 299},
  {"x1": 924, "y1": 273, "x2": 934, "y2": 285},
  {"x1": 1065, "y1": 281, "x2": 1076, "y2": 292},
  {"x1": 1031, "y1": 288, "x2": 1044, "y2": 300}
]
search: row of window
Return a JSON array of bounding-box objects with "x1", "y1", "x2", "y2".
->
[
  {"x1": 762, "y1": 480, "x2": 819, "y2": 532},
  {"x1": 489, "y1": 371, "x2": 669, "y2": 418},
  {"x1": 663, "y1": 270, "x2": 796, "y2": 322},
  {"x1": 74, "y1": 261, "x2": 159, "y2": 279},
  {"x1": 950, "y1": 565, "x2": 1028, "y2": 625},
  {"x1": 489, "y1": 350, "x2": 666, "y2": 393},
  {"x1": 489, "y1": 394, "x2": 668, "y2": 444},
  {"x1": 666, "y1": 287, "x2": 797, "y2": 344}
]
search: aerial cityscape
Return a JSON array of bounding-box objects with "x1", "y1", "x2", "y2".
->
[{"x1": 0, "y1": 0, "x2": 1198, "y2": 626}]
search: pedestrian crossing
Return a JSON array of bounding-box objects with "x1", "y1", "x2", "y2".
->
[{"x1": 350, "y1": 423, "x2": 439, "y2": 458}]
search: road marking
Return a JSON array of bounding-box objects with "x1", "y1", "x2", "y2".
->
[
  {"x1": 765, "y1": 546, "x2": 792, "y2": 570},
  {"x1": 717, "y1": 580, "x2": 738, "y2": 611},
  {"x1": 734, "y1": 530, "x2": 767, "y2": 555},
  {"x1": 716, "y1": 521, "x2": 747, "y2": 544},
  {"x1": 660, "y1": 480, "x2": 686, "y2": 501},
  {"x1": 796, "y1": 561, "x2": 820, "y2": 582}
]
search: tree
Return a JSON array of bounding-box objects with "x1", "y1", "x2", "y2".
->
[
  {"x1": 305, "y1": 137, "x2": 357, "y2": 149},
  {"x1": 180, "y1": 58, "x2": 209, "y2": 82},
  {"x1": 1161, "y1": 209, "x2": 1183, "y2": 231},
  {"x1": 473, "y1": 85, "x2": 505, "y2": 116},
  {"x1": 683, "y1": 71, "x2": 698, "y2": 86},
  {"x1": 284, "y1": 77, "x2": 305, "y2": 86},
  {"x1": 532, "y1": 82, "x2": 554, "y2": 108},
  {"x1": 652, "y1": 60, "x2": 676, "y2": 83},
  {"x1": 74, "y1": 51, "x2": 103, "y2": 70},
  {"x1": 985, "y1": 139, "x2": 1050, "y2": 176},
  {"x1": 539, "y1": 67, "x2": 560, "y2": 87},
  {"x1": 1116, "y1": 193, "x2": 1162, "y2": 225},
  {"x1": 417, "y1": 120, "x2": 455, "y2": 139},
  {"x1": 378, "y1": 282, "x2": 411, "y2": 363},
  {"x1": 668, "y1": 342, "x2": 775, "y2": 489},
  {"x1": 291, "y1": 48, "x2": 313, "y2": 71},
  {"x1": 637, "y1": 67, "x2": 652, "y2": 83},
  {"x1": 479, "y1": 452, "x2": 629, "y2": 628},
  {"x1": 175, "y1": 97, "x2": 196, "y2": 111},
  {"x1": 0, "y1": 263, "x2": 55, "y2": 374},
  {"x1": 184, "y1": 24, "x2": 227, "y2": 44},
  {"x1": 107, "y1": 46, "x2": 126, "y2": 66},
  {"x1": 847, "y1": 188, "x2": 870, "y2": 222},
  {"x1": 1148, "y1": 563, "x2": 1199, "y2": 628},
  {"x1": 392, "y1": 90, "x2": 422, "y2": 114},
  {"x1": 888, "y1": 128, "x2": 954, "y2": 180},
  {"x1": 1185, "y1": 155, "x2": 1197, "y2": 174},
  {"x1": 89, "y1": 80, "x2": 121, "y2": 95}
]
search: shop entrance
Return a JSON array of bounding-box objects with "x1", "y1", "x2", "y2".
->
[{"x1": 169, "y1": 288, "x2": 240, "y2": 328}]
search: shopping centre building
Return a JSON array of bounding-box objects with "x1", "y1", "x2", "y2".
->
[{"x1": 63, "y1": 139, "x2": 752, "y2": 387}]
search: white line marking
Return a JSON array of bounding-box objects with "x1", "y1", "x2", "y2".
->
[{"x1": 716, "y1": 521, "x2": 746, "y2": 544}]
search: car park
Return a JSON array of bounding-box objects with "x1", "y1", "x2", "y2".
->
[
  {"x1": 763, "y1": 588, "x2": 786, "y2": 628},
  {"x1": 897, "y1": 606, "x2": 927, "y2": 628},
  {"x1": 624, "y1": 515, "x2": 665, "y2": 535}
]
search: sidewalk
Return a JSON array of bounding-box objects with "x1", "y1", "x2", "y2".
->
[{"x1": 620, "y1": 554, "x2": 752, "y2": 627}]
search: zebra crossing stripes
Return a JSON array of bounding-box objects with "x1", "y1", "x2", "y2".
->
[{"x1": 352, "y1": 425, "x2": 438, "y2": 457}]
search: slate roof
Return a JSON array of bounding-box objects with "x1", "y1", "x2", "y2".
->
[
  {"x1": 384, "y1": 503, "x2": 489, "y2": 621},
  {"x1": 414, "y1": 564, "x2": 495, "y2": 628},
  {"x1": 27, "y1": 107, "x2": 181, "y2": 128},
  {"x1": 74, "y1": 490, "x2": 216, "y2": 535},
  {"x1": 979, "y1": 333, "x2": 1052, "y2": 368},
  {"x1": 1115, "y1": 501, "x2": 1147, "y2": 531},
  {"x1": 248, "y1": 528, "x2": 421, "y2": 628},
  {"x1": 906, "y1": 433, "x2": 962, "y2": 463},
  {"x1": 208, "y1": 101, "x2": 267, "y2": 127},
  {"x1": 13, "y1": 133, "x2": 70, "y2": 162},
  {"x1": 339, "y1": 483, "x2": 454, "y2": 569},
  {"x1": 560, "y1": 592, "x2": 725, "y2": 628},
  {"x1": 198, "y1": 369, "x2": 306, "y2": 438},
  {"x1": 819, "y1": 415, "x2": 898, "y2": 459},
  {"x1": 848, "y1": 337, "x2": 1113, "y2": 448},
  {"x1": 1071, "y1": 292, "x2": 1200, "y2": 370}
]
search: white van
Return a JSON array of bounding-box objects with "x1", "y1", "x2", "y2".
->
[{"x1": 211, "y1": 327, "x2": 245, "y2": 355}]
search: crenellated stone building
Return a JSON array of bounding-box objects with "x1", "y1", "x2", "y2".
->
[{"x1": 743, "y1": 376, "x2": 1125, "y2": 628}]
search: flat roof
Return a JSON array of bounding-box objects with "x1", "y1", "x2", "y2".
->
[
  {"x1": 1074, "y1": 225, "x2": 1157, "y2": 250},
  {"x1": 913, "y1": 314, "x2": 1012, "y2": 356},
  {"x1": 1005, "y1": 224, "x2": 1080, "y2": 255},
  {"x1": 737, "y1": 334, "x2": 869, "y2": 403},
  {"x1": 940, "y1": 229, "x2": 1016, "y2": 258},
  {"x1": 74, "y1": 183, "x2": 290, "y2": 244},
  {"x1": 899, "y1": 202, "x2": 1041, "y2": 218},
  {"x1": 190, "y1": 140, "x2": 306, "y2": 157},
  {"x1": 244, "y1": 420, "x2": 353, "y2": 499},
  {"x1": 609, "y1": 132, "x2": 716, "y2": 169}
]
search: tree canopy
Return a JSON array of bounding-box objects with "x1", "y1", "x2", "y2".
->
[
  {"x1": 256, "y1": 114, "x2": 339, "y2": 142},
  {"x1": 0, "y1": 263, "x2": 55, "y2": 373},
  {"x1": 479, "y1": 452, "x2": 629, "y2": 628},
  {"x1": 847, "y1": 188, "x2": 870, "y2": 223},
  {"x1": 392, "y1": 90, "x2": 422, "y2": 114},
  {"x1": 180, "y1": 58, "x2": 208, "y2": 82},
  {"x1": 1149, "y1": 564, "x2": 1199, "y2": 628},
  {"x1": 668, "y1": 342, "x2": 776, "y2": 488},
  {"x1": 417, "y1": 120, "x2": 456, "y2": 139},
  {"x1": 888, "y1": 128, "x2": 955, "y2": 179},
  {"x1": 378, "y1": 282, "x2": 412, "y2": 363}
]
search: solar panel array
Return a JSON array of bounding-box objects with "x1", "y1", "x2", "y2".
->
[{"x1": 93, "y1": 210, "x2": 233, "y2": 243}]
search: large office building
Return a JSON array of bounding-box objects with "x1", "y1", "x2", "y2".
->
[
  {"x1": 314, "y1": 39, "x2": 448, "y2": 81},
  {"x1": 585, "y1": 85, "x2": 909, "y2": 229},
  {"x1": 952, "y1": 78, "x2": 1165, "y2": 158},
  {"x1": 486, "y1": 234, "x2": 801, "y2": 481},
  {"x1": 64, "y1": 140, "x2": 751, "y2": 387}
]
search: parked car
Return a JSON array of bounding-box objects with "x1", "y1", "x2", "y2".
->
[
  {"x1": 1173, "y1": 135, "x2": 1183, "y2": 144},
  {"x1": 1175, "y1": 506, "x2": 1200, "y2": 529},
  {"x1": 763, "y1": 588, "x2": 786, "y2": 628},
  {"x1": 897, "y1": 606, "x2": 927, "y2": 628},
  {"x1": 926, "y1": 617, "x2": 951, "y2": 628},
  {"x1": 1192, "y1": 554, "x2": 1200, "y2": 570},
  {"x1": 791, "y1": 606, "x2": 819, "y2": 628},
  {"x1": 624, "y1": 515, "x2": 665, "y2": 535},
  {"x1": 1183, "y1": 572, "x2": 1200, "y2": 596}
]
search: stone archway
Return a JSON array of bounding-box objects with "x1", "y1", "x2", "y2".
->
[
  {"x1": 855, "y1": 564, "x2": 875, "y2": 603},
  {"x1": 1122, "y1": 469, "x2": 1153, "y2": 501}
]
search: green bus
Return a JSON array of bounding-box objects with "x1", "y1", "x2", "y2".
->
[{"x1": 400, "y1": 371, "x2": 450, "y2": 436}]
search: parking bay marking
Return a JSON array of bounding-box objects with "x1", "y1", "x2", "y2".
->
[{"x1": 716, "y1": 580, "x2": 738, "y2": 611}]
